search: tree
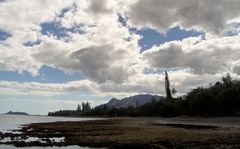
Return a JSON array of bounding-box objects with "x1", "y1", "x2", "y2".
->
[
  {"x1": 76, "y1": 104, "x2": 81, "y2": 112},
  {"x1": 222, "y1": 72, "x2": 232, "y2": 86},
  {"x1": 82, "y1": 101, "x2": 91, "y2": 112},
  {"x1": 172, "y1": 88, "x2": 177, "y2": 95},
  {"x1": 85, "y1": 102, "x2": 91, "y2": 111},
  {"x1": 136, "y1": 100, "x2": 139, "y2": 107},
  {"x1": 82, "y1": 102, "x2": 85, "y2": 111},
  {"x1": 165, "y1": 71, "x2": 172, "y2": 99}
]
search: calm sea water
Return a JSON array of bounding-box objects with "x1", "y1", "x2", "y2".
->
[
  {"x1": 0, "y1": 114, "x2": 104, "y2": 149},
  {"x1": 0, "y1": 114, "x2": 102, "y2": 133}
]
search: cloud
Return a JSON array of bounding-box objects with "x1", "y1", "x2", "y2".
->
[
  {"x1": 0, "y1": 43, "x2": 41, "y2": 76},
  {"x1": 0, "y1": 0, "x2": 73, "y2": 31},
  {"x1": 0, "y1": 0, "x2": 143, "y2": 83},
  {"x1": 0, "y1": 0, "x2": 75, "y2": 75},
  {"x1": 0, "y1": 80, "x2": 96, "y2": 96},
  {"x1": 1, "y1": 0, "x2": 240, "y2": 101},
  {"x1": 32, "y1": 41, "x2": 141, "y2": 83},
  {"x1": 232, "y1": 61, "x2": 240, "y2": 75},
  {"x1": 127, "y1": 0, "x2": 240, "y2": 35},
  {"x1": 70, "y1": 45, "x2": 132, "y2": 83},
  {"x1": 30, "y1": 2, "x2": 142, "y2": 83},
  {"x1": 32, "y1": 33, "x2": 141, "y2": 83},
  {"x1": 143, "y1": 36, "x2": 240, "y2": 75},
  {"x1": 87, "y1": 0, "x2": 112, "y2": 15}
]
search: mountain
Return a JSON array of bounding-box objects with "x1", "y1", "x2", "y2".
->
[
  {"x1": 98, "y1": 94, "x2": 163, "y2": 109},
  {"x1": 5, "y1": 111, "x2": 29, "y2": 115}
]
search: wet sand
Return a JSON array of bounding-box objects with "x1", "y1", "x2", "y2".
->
[{"x1": 1, "y1": 117, "x2": 240, "y2": 149}]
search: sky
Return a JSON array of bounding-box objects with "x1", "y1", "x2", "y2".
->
[{"x1": 1, "y1": 0, "x2": 240, "y2": 115}]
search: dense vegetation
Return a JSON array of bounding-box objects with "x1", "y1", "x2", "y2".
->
[
  {"x1": 186, "y1": 73, "x2": 240, "y2": 116},
  {"x1": 48, "y1": 101, "x2": 91, "y2": 117},
  {"x1": 49, "y1": 73, "x2": 240, "y2": 117}
]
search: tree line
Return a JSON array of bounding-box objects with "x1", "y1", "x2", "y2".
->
[
  {"x1": 48, "y1": 101, "x2": 92, "y2": 117},
  {"x1": 49, "y1": 72, "x2": 240, "y2": 117}
]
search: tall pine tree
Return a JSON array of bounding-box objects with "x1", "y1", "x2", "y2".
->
[{"x1": 165, "y1": 71, "x2": 172, "y2": 100}]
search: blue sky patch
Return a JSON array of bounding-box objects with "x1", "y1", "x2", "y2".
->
[
  {"x1": 117, "y1": 15, "x2": 204, "y2": 52},
  {"x1": 41, "y1": 21, "x2": 85, "y2": 41},
  {"x1": 131, "y1": 26, "x2": 204, "y2": 52},
  {"x1": 23, "y1": 40, "x2": 42, "y2": 47},
  {"x1": 224, "y1": 22, "x2": 240, "y2": 36},
  {"x1": 58, "y1": 7, "x2": 71, "y2": 18},
  {"x1": 118, "y1": 14, "x2": 127, "y2": 27},
  {"x1": 39, "y1": 65, "x2": 83, "y2": 83},
  {"x1": 0, "y1": 65, "x2": 83, "y2": 83},
  {"x1": 0, "y1": 30, "x2": 11, "y2": 41},
  {"x1": 40, "y1": 5, "x2": 84, "y2": 41}
]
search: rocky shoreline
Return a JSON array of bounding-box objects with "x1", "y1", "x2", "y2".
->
[{"x1": 1, "y1": 118, "x2": 240, "y2": 149}]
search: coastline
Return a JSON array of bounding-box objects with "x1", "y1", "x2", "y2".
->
[{"x1": 1, "y1": 117, "x2": 240, "y2": 148}]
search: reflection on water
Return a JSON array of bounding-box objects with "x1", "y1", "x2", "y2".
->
[{"x1": 0, "y1": 145, "x2": 91, "y2": 149}]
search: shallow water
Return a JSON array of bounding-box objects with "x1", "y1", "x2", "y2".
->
[
  {"x1": 0, "y1": 136, "x2": 65, "y2": 143},
  {"x1": 0, "y1": 145, "x2": 91, "y2": 149},
  {"x1": 156, "y1": 116, "x2": 240, "y2": 129},
  {"x1": 0, "y1": 114, "x2": 104, "y2": 149},
  {"x1": 0, "y1": 114, "x2": 102, "y2": 133}
]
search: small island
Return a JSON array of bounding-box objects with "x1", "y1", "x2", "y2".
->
[{"x1": 5, "y1": 111, "x2": 29, "y2": 115}]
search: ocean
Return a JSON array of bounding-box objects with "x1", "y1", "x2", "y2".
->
[{"x1": 0, "y1": 114, "x2": 103, "y2": 149}]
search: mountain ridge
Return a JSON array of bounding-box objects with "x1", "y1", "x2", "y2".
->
[{"x1": 98, "y1": 94, "x2": 163, "y2": 109}]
